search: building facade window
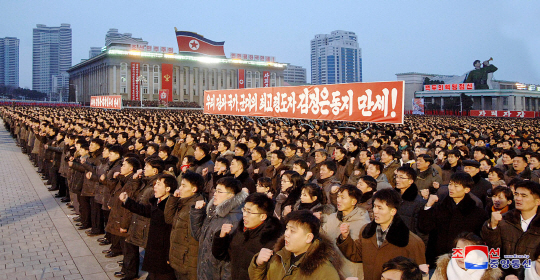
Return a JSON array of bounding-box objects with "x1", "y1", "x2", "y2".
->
[
  {"x1": 246, "y1": 71, "x2": 252, "y2": 88},
  {"x1": 255, "y1": 71, "x2": 260, "y2": 88}
]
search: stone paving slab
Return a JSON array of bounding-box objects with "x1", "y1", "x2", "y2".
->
[{"x1": 0, "y1": 120, "x2": 149, "y2": 280}]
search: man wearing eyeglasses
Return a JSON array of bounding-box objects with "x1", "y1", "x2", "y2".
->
[{"x1": 212, "y1": 193, "x2": 282, "y2": 280}]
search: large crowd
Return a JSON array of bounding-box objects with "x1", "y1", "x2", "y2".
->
[{"x1": 2, "y1": 106, "x2": 540, "y2": 280}]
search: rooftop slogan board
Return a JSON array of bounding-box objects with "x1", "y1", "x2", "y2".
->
[
  {"x1": 90, "y1": 95, "x2": 122, "y2": 110},
  {"x1": 204, "y1": 81, "x2": 404, "y2": 124}
]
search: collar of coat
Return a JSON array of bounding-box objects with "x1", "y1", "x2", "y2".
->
[
  {"x1": 194, "y1": 154, "x2": 212, "y2": 166},
  {"x1": 362, "y1": 214, "x2": 410, "y2": 247},
  {"x1": 336, "y1": 157, "x2": 348, "y2": 167},
  {"x1": 434, "y1": 253, "x2": 502, "y2": 280},
  {"x1": 359, "y1": 191, "x2": 373, "y2": 204},
  {"x1": 143, "y1": 173, "x2": 160, "y2": 186},
  {"x1": 348, "y1": 149, "x2": 360, "y2": 159},
  {"x1": 400, "y1": 183, "x2": 419, "y2": 202},
  {"x1": 440, "y1": 193, "x2": 477, "y2": 216},
  {"x1": 235, "y1": 171, "x2": 250, "y2": 182},
  {"x1": 337, "y1": 207, "x2": 367, "y2": 222},
  {"x1": 502, "y1": 207, "x2": 540, "y2": 233},
  {"x1": 418, "y1": 165, "x2": 438, "y2": 178},
  {"x1": 239, "y1": 216, "x2": 283, "y2": 244},
  {"x1": 149, "y1": 195, "x2": 169, "y2": 211},
  {"x1": 207, "y1": 191, "x2": 248, "y2": 217},
  {"x1": 273, "y1": 234, "x2": 344, "y2": 279}
]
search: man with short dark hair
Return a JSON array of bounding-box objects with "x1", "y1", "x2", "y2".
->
[
  {"x1": 462, "y1": 159, "x2": 492, "y2": 206},
  {"x1": 212, "y1": 193, "x2": 282, "y2": 280},
  {"x1": 337, "y1": 188, "x2": 426, "y2": 280},
  {"x1": 482, "y1": 181, "x2": 540, "y2": 276},
  {"x1": 366, "y1": 160, "x2": 392, "y2": 190},
  {"x1": 504, "y1": 154, "x2": 540, "y2": 184},
  {"x1": 264, "y1": 150, "x2": 288, "y2": 194},
  {"x1": 230, "y1": 156, "x2": 256, "y2": 193},
  {"x1": 394, "y1": 166, "x2": 425, "y2": 234},
  {"x1": 381, "y1": 256, "x2": 423, "y2": 280},
  {"x1": 249, "y1": 210, "x2": 342, "y2": 279},
  {"x1": 282, "y1": 143, "x2": 300, "y2": 169},
  {"x1": 418, "y1": 172, "x2": 488, "y2": 266},
  {"x1": 381, "y1": 147, "x2": 400, "y2": 187},
  {"x1": 315, "y1": 160, "x2": 341, "y2": 207}
]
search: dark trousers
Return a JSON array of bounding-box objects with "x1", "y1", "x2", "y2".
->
[
  {"x1": 109, "y1": 234, "x2": 124, "y2": 255},
  {"x1": 103, "y1": 210, "x2": 111, "y2": 240},
  {"x1": 78, "y1": 195, "x2": 92, "y2": 228},
  {"x1": 58, "y1": 176, "x2": 67, "y2": 197},
  {"x1": 122, "y1": 242, "x2": 140, "y2": 278},
  {"x1": 90, "y1": 199, "x2": 104, "y2": 234},
  {"x1": 49, "y1": 168, "x2": 59, "y2": 189}
]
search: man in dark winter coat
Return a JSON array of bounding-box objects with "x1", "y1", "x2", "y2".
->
[
  {"x1": 212, "y1": 193, "x2": 282, "y2": 280},
  {"x1": 462, "y1": 159, "x2": 492, "y2": 207},
  {"x1": 482, "y1": 181, "x2": 540, "y2": 277},
  {"x1": 120, "y1": 174, "x2": 178, "y2": 280},
  {"x1": 164, "y1": 171, "x2": 205, "y2": 280},
  {"x1": 418, "y1": 172, "x2": 489, "y2": 266},
  {"x1": 230, "y1": 156, "x2": 256, "y2": 194},
  {"x1": 192, "y1": 143, "x2": 214, "y2": 184},
  {"x1": 394, "y1": 166, "x2": 425, "y2": 234}
]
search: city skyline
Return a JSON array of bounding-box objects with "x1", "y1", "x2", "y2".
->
[{"x1": 2, "y1": 1, "x2": 539, "y2": 89}]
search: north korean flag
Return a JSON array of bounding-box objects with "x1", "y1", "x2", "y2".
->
[{"x1": 176, "y1": 31, "x2": 225, "y2": 57}]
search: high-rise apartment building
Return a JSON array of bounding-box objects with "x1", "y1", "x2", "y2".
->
[
  {"x1": 0, "y1": 37, "x2": 20, "y2": 87},
  {"x1": 284, "y1": 64, "x2": 307, "y2": 84},
  {"x1": 89, "y1": 47, "x2": 102, "y2": 58},
  {"x1": 32, "y1": 23, "x2": 72, "y2": 96},
  {"x1": 105, "y1": 28, "x2": 147, "y2": 47},
  {"x1": 310, "y1": 30, "x2": 362, "y2": 85}
]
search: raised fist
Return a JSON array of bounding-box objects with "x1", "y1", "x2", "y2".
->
[
  {"x1": 426, "y1": 194, "x2": 439, "y2": 207},
  {"x1": 113, "y1": 172, "x2": 120, "y2": 178},
  {"x1": 256, "y1": 248, "x2": 274, "y2": 266},
  {"x1": 282, "y1": 205, "x2": 292, "y2": 217},
  {"x1": 305, "y1": 171, "x2": 313, "y2": 180},
  {"x1": 420, "y1": 189, "x2": 430, "y2": 200},
  {"x1": 173, "y1": 189, "x2": 181, "y2": 198},
  {"x1": 195, "y1": 200, "x2": 206, "y2": 209},
  {"x1": 432, "y1": 181, "x2": 440, "y2": 189},
  {"x1": 100, "y1": 174, "x2": 105, "y2": 181},
  {"x1": 119, "y1": 192, "x2": 128, "y2": 202},
  {"x1": 220, "y1": 224, "x2": 233, "y2": 237},
  {"x1": 340, "y1": 223, "x2": 350, "y2": 240},
  {"x1": 491, "y1": 211, "x2": 503, "y2": 229},
  {"x1": 86, "y1": 172, "x2": 92, "y2": 180}
]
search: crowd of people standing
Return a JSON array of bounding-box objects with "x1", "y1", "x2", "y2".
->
[{"x1": 3, "y1": 105, "x2": 540, "y2": 280}]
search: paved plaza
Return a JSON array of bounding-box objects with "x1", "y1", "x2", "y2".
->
[{"x1": 0, "y1": 120, "x2": 147, "y2": 280}]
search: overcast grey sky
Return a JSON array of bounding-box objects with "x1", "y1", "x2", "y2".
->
[{"x1": 2, "y1": 0, "x2": 539, "y2": 89}]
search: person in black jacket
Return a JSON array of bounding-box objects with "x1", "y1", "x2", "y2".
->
[
  {"x1": 462, "y1": 159, "x2": 492, "y2": 207},
  {"x1": 230, "y1": 156, "x2": 256, "y2": 194},
  {"x1": 212, "y1": 193, "x2": 282, "y2": 280},
  {"x1": 119, "y1": 174, "x2": 178, "y2": 280},
  {"x1": 418, "y1": 172, "x2": 489, "y2": 266}
]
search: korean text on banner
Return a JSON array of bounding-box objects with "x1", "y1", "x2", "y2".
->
[
  {"x1": 131, "y1": 62, "x2": 140, "y2": 101},
  {"x1": 204, "y1": 81, "x2": 404, "y2": 124},
  {"x1": 90, "y1": 95, "x2": 122, "y2": 110},
  {"x1": 263, "y1": 71, "x2": 270, "y2": 88}
]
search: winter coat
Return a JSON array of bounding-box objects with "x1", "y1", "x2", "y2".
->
[
  {"x1": 375, "y1": 173, "x2": 392, "y2": 190},
  {"x1": 314, "y1": 176, "x2": 341, "y2": 208},
  {"x1": 249, "y1": 235, "x2": 343, "y2": 280},
  {"x1": 418, "y1": 193, "x2": 489, "y2": 266},
  {"x1": 72, "y1": 153, "x2": 102, "y2": 197},
  {"x1": 89, "y1": 157, "x2": 109, "y2": 205},
  {"x1": 101, "y1": 159, "x2": 122, "y2": 210},
  {"x1": 293, "y1": 200, "x2": 336, "y2": 215},
  {"x1": 322, "y1": 207, "x2": 370, "y2": 278},
  {"x1": 212, "y1": 217, "x2": 283, "y2": 280},
  {"x1": 264, "y1": 164, "x2": 289, "y2": 195},
  {"x1": 440, "y1": 164, "x2": 462, "y2": 186},
  {"x1": 193, "y1": 154, "x2": 214, "y2": 181},
  {"x1": 190, "y1": 191, "x2": 248, "y2": 280},
  {"x1": 105, "y1": 173, "x2": 143, "y2": 237},
  {"x1": 397, "y1": 184, "x2": 426, "y2": 234},
  {"x1": 415, "y1": 165, "x2": 442, "y2": 192},
  {"x1": 283, "y1": 154, "x2": 301, "y2": 169},
  {"x1": 234, "y1": 171, "x2": 256, "y2": 194},
  {"x1": 247, "y1": 158, "x2": 270, "y2": 182},
  {"x1": 383, "y1": 160, "x2": 401, "y2": 187},
  {"x1": 470, "y1": 172, "x2": 492, "y2": 207},
  {"x1": 337, "y1": 214, "x2": 426, "y2": 280},
  {"x1": 357, "y1": 191, "x2": 374, "y2": 220},
  {"x1": 122, "y1": 196, "x2": 174, "y2": 274},
  {"x1": 46, "y1": 141, "x2": 64, "y2": 170},
  {"x1": 430, "y1": 253, "x2": 502, "y2": 280},
  {"x1": 125, "y1": 174, "x2": 160, "y2": 248},
  {"x1": 334, "y1": 157, "x2": 350, "y2": 185},
  {"x1": 68, "y1": 155, "x2": 88, "y2": 195},
  {"x1": 211, "y1": 150, "x2": 235, "y2": 163},
  {"x1": 482, "y1": 207, "x2": 540, "y2": 276},
  {"x1": 164, "y1": 193, "x2": 204, "y2": 279},
  {"x1": 505, "y1": 166, "x2": 540, "y2": 185}
]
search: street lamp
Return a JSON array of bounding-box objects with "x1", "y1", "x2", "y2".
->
[{"x1": 135, "y1": 75, "x2": 147, "y2": 107}]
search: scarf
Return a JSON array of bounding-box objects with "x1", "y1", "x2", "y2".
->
[
  {"x1": 524, "y1": 264, "x2": 540, "y2": 280},
  {"x1": 446, "y1": 257, "x2": 485, "y2": 280}
]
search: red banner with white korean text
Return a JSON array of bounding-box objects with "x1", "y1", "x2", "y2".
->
[
  {"x1": 470, "y1": 110, "x2": 535, "y2": 118},
  {"x1": 90, "y1": 95, "x2": 122, "y2": 110},
  {"x1": 263, "y1": 71, "x2": 270, "y2": 87},
  {"x1": 423, "y1": 83, "x2": 474, "y2": 91},
  {"x1": 238, "y1": 69, "x2": 245, "y2": 89},
  {"x1": 131, "y1": 62, "x2": 140, "y2": 101},
  {"x1": 161, "y1": 63, "x2": 173, "y2": 102},
  {"x1": 204, "y1": 81, "x2": 404, "y2": 124}
]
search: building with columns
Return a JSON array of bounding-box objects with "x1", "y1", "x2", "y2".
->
[
  {"x1": 396, "y1": 72, "x2": 540, "y2": 112},
  {"x1": 67, "y1": 48, "x2": 286, "y2": 105}
]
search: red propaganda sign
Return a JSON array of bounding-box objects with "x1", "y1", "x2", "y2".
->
[
  {"x1": 470, "y1": 110, "x2": 535, "y2": 118},
  {"x1": 90, "y1": 95, "x2": 122, "y2": 110},
  {"x1": 131, "y1": 62, "x2": 140, "y2": 101},
  {"x1": 238, "y1": 69, "x2": 245, "y2": 89},
  {"x1": 263, "y1": 71, "x2": 270, "y2": 87},
  {"x1": 158, "y1": 89, "x2": 169, "y2": 107},
  {"x1": 161, "y1": 63, "x2": 173, "y2": 102},
  {"x1": 204, "y1": 81, "x2": 404, "y2": 124},
  {"x1": 424, "y1": 83, "x2": 474, "y2": 91}
]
